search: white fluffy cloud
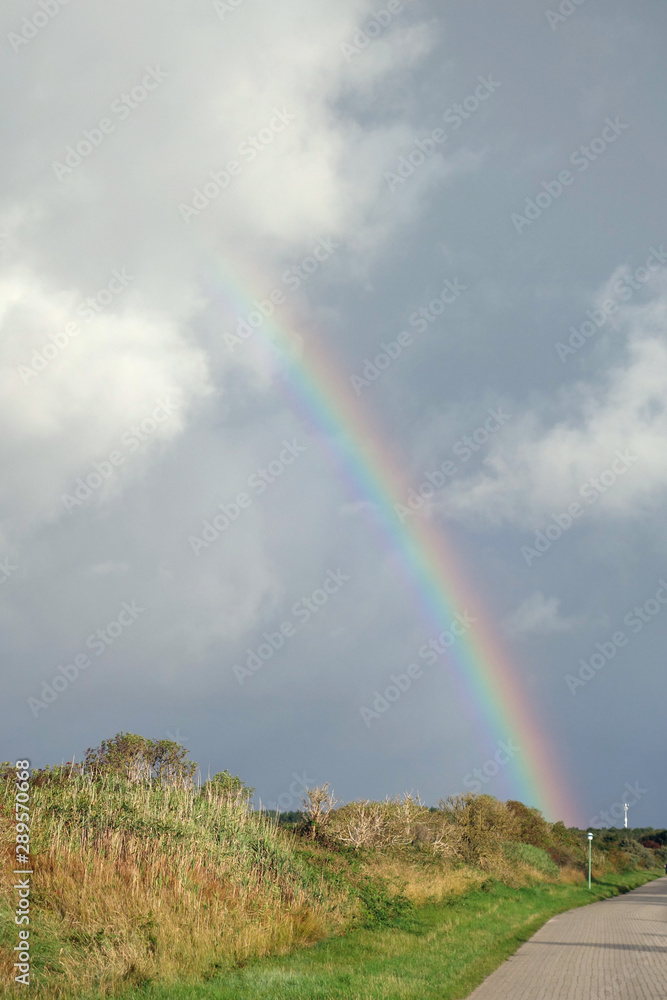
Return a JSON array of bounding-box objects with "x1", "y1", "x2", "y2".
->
[
  {"x1": 441, "y1": 279, "x2": 667, "y2": 530},
  {"x1": 504, "y1": 591, "x2": 579, "y2": 638},
  {"x1": 0, "y1": 268, "x2": 211, "y2": 537},
  {"x1": 2, "y1": 0, "x2": 445, "y2": 282}
]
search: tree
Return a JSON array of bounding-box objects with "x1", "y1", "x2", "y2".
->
[
  {"x1": 203, "y1": 769, "x2": 254, "y2": 801},
  {"x1": 300, "y1": 784, "x2": 339, "y2": 840},
  {"x1": 83, "y1": 732, "x2": 197, "y2": 788},
  {"x1": 506, "y1": 799, "x2": 550, "y2": 848}
]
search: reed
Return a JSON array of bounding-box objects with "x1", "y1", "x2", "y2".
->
[{"x1": 0, "y1": 773, "x2": 350, "y2": 998}]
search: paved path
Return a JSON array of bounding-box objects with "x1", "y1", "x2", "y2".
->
[{"x1": 467, "y1": 877, "x2": 667, "y2": 999}]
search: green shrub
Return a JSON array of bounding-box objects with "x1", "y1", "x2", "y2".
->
[
  {"x1": 439, "y1": 794, "x2": 520, "y2": 862},
  {"x1": 506, "y1": 800, "x2": 551, "y2": 848},
  {"x1": 83, "y1": 731, "x2": 197, "y2": 787},
  {"x1": 617, "y1": 838, "x2": 655, "y2": 869},
  {"x1": 203, "y1": 768, "x2": 255, "y2": 801},
  {"x1": 546, "y1": 821, "x2": 585, "y2": 870},
  {"x1": 547, "y1": 842, "x2": 582, "y2": 869},
  {"x1": 503, "y1": 841, "x2": 560, "y2": 878}
]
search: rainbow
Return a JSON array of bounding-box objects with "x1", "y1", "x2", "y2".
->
[{"x1": 205, "y1": 261, "x2": 578, "y2": 825}]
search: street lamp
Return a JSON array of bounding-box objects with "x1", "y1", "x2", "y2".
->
[{"x1": 587, "y1": 831, "x2": 593, "y2": 889}]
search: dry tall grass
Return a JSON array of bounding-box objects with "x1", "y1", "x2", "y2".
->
[{"x1": 0, "y1": 774, "x2": 351, "y2": 998}]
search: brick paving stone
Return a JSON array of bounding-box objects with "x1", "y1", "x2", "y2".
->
[{"x1": 466, "y1": 877, "x2": 667, "y2": 999}]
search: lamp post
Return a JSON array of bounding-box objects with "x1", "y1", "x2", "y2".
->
[{"x1": 587, "y1": 831, "x2": 593, "y2": 889}]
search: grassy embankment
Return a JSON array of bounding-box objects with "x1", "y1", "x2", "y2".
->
[
  {"x1": 127, "y1": 870, "x2": 660, "y2": 1000},
  {"x1": 1, "y1": 738, "x2": 664, "y2": 999}
]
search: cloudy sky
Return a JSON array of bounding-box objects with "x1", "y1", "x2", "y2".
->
[{"x1": 2, "y1": 0, "x2": 665, "y2": 827}]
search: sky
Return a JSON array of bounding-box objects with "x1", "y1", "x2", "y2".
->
[{"x1": 1, "y1": 0, "x2": 665, "y2": 828}]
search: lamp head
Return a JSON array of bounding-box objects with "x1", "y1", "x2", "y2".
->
[{"x1": 587, "y1": 832, "x2": 593, "y2": 840}]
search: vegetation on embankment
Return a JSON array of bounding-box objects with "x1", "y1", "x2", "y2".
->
[
  {"x1": 1, "y1": 732, "x2": 664, "y2": 999},
  {"x1": 119, "y1": 870, "x2": 661, "y2": 1000}
]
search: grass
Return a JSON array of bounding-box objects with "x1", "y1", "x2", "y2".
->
[{"x1": 80, "y1": 869, "x2": 661, "y2": 1000}]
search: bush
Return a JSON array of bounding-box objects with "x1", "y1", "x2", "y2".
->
[
  {"x1": 299, "y1": 785, "x2": 340, "y2": 841},
  {"x1": 203, "y1": 769, "x2": 254, "y2": 801},
  {"x1": 327, "y1": 794, "x2": 447, "y2": 850},
  {"x1": 439, "y1": 794, "x2": 520, "y2": 862},
  {"x1": 546, "y1": 820, "x2": 585, "y2": 870},
  {"x1": 608, "y1": 847, "x2": 634, "y2": 870},
  {"x1": 503, "y1": 841, "x2": 560, "y2": 878},
  {"x1": 547, "y1": 842, "x2": 583, "y2": 870},
  {"x1": 616, "y1": 838, "x2": 655, "y2": 869},
  {"x1": 84, "y1": 732, "x2": 197, "y2": 788},
  {"x1": 506, "y1": 800, "x2": 551, "y2": 849}
]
